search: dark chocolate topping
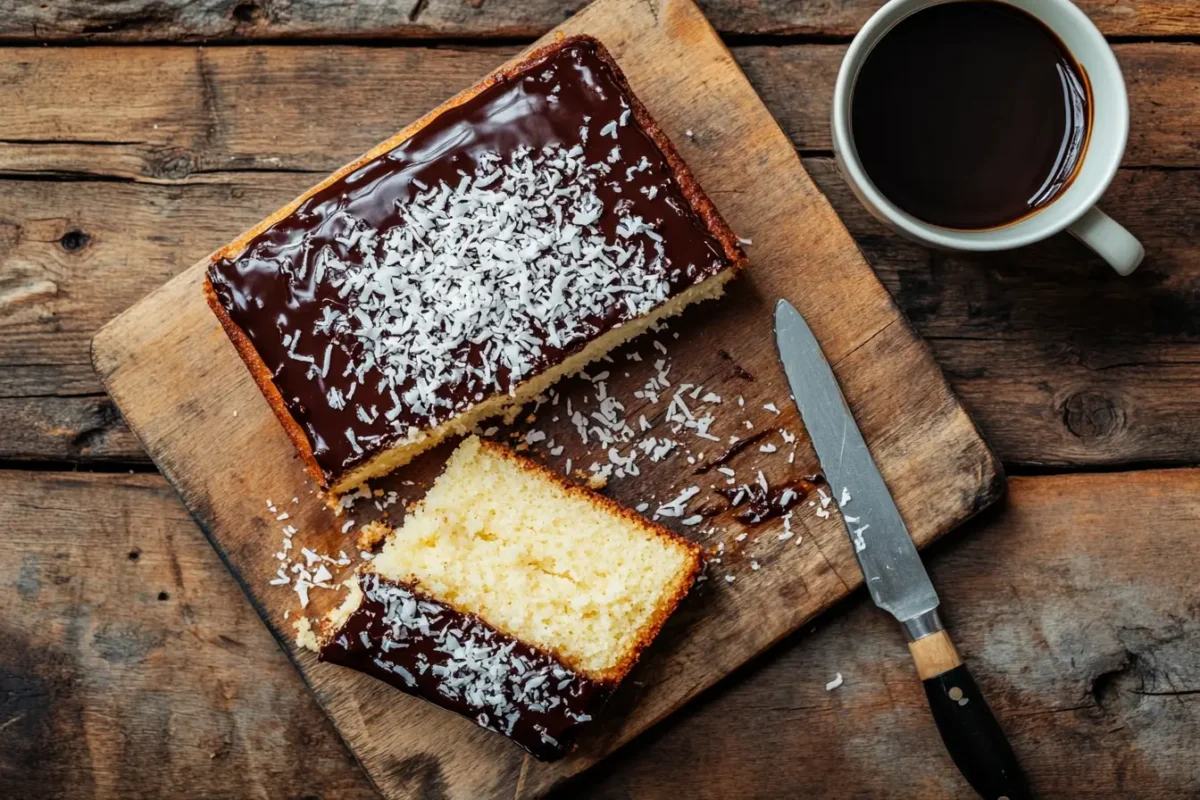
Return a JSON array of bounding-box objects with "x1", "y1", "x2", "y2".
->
[
  {"x1": 718, "y1": 475, "x2": 822, "y2": 525},
  {"x1": 320, "y1": 573, "x2": 608, "y2": 761},
  {"x1": 208, "y1": 39, "x2": 732, "y2": 483}
]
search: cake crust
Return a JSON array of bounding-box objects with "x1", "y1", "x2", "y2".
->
[
  {"x1": 322, "y1": 437, "x2": 704, "y2": 684},
  {"x1": 204, "y1": 35, "x2": 746, "y2": 492},
  {"x1": 470, "y1": 437, "x2": 703, "y2": 684},
  {"x1": 319, "y1": 572, "x2": 611, "y2": 761},
  {"x1": 316, "y1": 437, "x2": 704, "y2": 759}
]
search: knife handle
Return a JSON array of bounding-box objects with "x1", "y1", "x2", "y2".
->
[{"x1": 910, "y1": 630, "x2": 1031, "y2": 800}]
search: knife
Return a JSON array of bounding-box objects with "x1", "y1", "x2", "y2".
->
[{"x1": 774, "y1": 300, "x2": 1030, "y2": 800}]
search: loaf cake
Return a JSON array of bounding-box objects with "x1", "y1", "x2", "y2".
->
[
  {"x1": 204, "y1": 35, "x2": 745, "y2": 496},
  {"x1": 315, "y1": 435, "x2": 704, "y2": 759}
]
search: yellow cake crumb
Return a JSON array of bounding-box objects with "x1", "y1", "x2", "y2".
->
[
  {"x1": 357, "y1": 520, "x2": 391, "y2": 552},
  {"x1": 294, "y1": 617, "x2": 320, "y2": 652},
  {"x1": 363, "y1": 436, "x2": 700, "y2": 682}
]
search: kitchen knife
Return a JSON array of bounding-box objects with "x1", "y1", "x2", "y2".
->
[{"x1": 774, "y1": 299, "x2": 1030, "y2": 800}]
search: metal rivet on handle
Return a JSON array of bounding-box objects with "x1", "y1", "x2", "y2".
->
[{"x1": 948, "y1": 686, "x2": 964, "y2": 701}]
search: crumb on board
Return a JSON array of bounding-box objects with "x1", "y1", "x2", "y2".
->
[
  {"x1": 294, "y1": 617, "x2": 319, "y2": 652},
  {"x1": 357, "y1": 520, "x2": 392, "y2": 552}
]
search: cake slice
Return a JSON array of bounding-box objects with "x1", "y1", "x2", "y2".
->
[
  {"x1": 204, "y1": 35, "x2": 745, "y2": 496},
  {"x1": 313, "y1": 435, "x2": 703, "y2": 760}
]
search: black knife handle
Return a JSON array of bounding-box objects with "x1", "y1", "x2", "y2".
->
[{"x1": 911, "y1": 631, "x2": 1031, "y2": 800}]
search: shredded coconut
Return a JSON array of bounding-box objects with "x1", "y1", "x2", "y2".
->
[{"x1": 289, "y1": 141, "x2": 695, "y2": 446}]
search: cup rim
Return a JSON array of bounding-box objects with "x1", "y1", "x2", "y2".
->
[{"x1": 831, "y1": 0, "x2": 1130, "y2": 251}]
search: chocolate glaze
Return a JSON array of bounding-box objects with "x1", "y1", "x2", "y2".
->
[
  {"x1": 718, "y1": 475, "x2": 823, "y2": 525},
  {"x1": 319, "y1": 573, "x2": 609, "y2": 761},
  {"x1": 693, "y1": 428, "x2": 775, "y2": 474},
  {"x1": 208, "y1": 39, "x2": 733, "y2": 483}
]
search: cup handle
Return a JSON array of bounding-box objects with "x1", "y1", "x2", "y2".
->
[{"x1": 1067, "y1": 206, "x2": 1144, "y2": 276}]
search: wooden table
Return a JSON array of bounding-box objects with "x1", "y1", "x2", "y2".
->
[{"x1": 1, "y1": 1, "x2": 1197, "y2": 797}]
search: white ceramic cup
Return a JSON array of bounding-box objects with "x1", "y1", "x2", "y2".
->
[{"x1": 832, "y1": 0, "x2": 1144, "y2": 275}]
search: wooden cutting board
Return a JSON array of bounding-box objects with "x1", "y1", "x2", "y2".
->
[{"x1": 91, "y1": 0, "x2": 1003, "y2": 796}]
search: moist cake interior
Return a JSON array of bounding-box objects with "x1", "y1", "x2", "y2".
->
[
  {"x1": 352, "y1": 435, "x2": 700, "y2": 681},
  {"x1": 317, "y1": 435, "x2": 703, "y2": 759}
]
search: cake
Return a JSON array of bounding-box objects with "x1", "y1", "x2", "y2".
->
[
  {"x1": 204, "y1": 35, "x2": 745, "y2": 496},
  {"x1": 313, "y1": 435, "x2": 704, "y2": 759}
]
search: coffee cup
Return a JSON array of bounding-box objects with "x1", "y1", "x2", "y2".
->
[{"x1": 831, "y1": 0, "x2": 1144, "y2": 276}]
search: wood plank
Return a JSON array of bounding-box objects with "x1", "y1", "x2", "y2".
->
[
  {"x1": 0, "y1": 469, "x2": 376, "y2": 799},
  {"x1": 804, "y1": 160, "x2": 1200, "y2": 469},
  {"x1": 5, "y1": 468, "x2": 1198, "y2": 797},
  {"x1": 5, "y1": 159, "x2": 1199, "y2": 466},
  {"x1": 0, "y1": 43, "x2": 1194, "y2": 182},
  {"x1": 0, "y1": 0, "x2": 1196, "y2": 41},
  {"x1": 90, "y1": 0, "x2": 1000, "y2": 796},
  {"x1": 0, "y1": 176, "x2": 316, "y2": 463},
  {"x1": 0, "y1": 42, "x2": 1196, "y2": 466},
  {"x1": 578, "y1": 469, "x2": 1200, "y2": 799},
  {"x1": 0, "y1": 395, "x2": 143, "y2": 463}
]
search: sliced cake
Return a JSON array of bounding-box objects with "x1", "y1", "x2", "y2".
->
[
  {"x1": 205, "y1": 35, "x2": 745, "y2": 496},
  {"x1": 314, "y1": 435, "x2": 704, "y2": 759}
]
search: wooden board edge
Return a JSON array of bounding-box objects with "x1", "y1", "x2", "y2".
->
[
  {"x1": 87, "y1": 0, "x2": 1009, "y2": 793},
  {"x1": 519, "y1": 451, "x2": 1005, "y2": 795},
  {"x1": 888, "y1": 309, "x2": 1009, "y2": 528},
  {"x1": 637, "y1": 0, "x2": 1008, "y2": 526},
  {"x1": 89, "y1": 329, "x2": 392, "y2": 797}
]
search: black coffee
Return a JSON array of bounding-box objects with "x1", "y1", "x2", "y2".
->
[{"x1": 850, "y1": 1, "x2": 1090, "y2": 230}]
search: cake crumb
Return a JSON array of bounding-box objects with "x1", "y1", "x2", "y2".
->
[
  {"x1": 294, "y1": 617, "x2": 320, "y2": 652},
  {"x1": 586, "y1": 472, "x2": 608, "y2": 490},
  {"x1": 357, "y1": 520, "x2": 392, "y2": 552}
]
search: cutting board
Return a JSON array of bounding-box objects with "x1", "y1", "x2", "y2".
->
[{"x1": 91, "y1": 0, "x2": 1003, "y2": 796}]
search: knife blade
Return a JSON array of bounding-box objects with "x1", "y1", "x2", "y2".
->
[
  {"x1": 774, "y1": 299, "x2": 1030, "y2": 800},
  {"x1": 774, "y1": 299, "x2": 937, "y2": 629}
]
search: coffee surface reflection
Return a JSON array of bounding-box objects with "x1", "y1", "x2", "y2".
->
[{"x1": 851, "y1": 1, "x2": 1090, "y2": 230}]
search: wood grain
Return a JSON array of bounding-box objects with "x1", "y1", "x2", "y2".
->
[
  {"x1": 4, "y1": 163, "x2": 1197, "y2": 467},
  {"x1": 0, "y1": 469, "x2": 376, "y2": 800},
  {"x1": 806, "y1": 160, "x2": 1200, "y2": 469},
  {"x1": 88, "y1": 0, "x2": 999, "y2": 796},
  {"x1": 909, "y1": 630, "x2": 963, "y2": 681},
  {"x1": 4, "y1": 468, "x2": 1198, "y2": 798},
  {"x1": 0, "y1": 0, "x2": 1195, "y2": 41},
  {"x1": 0, "y1": 43, "x2": 1193, "y2": 182},
  {"x1": 580, "y1": 469, "x2": 1200, "y2": 799},
  {"x1": 1, "y1": 43, "x2": 1197, "y2": 467}
]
